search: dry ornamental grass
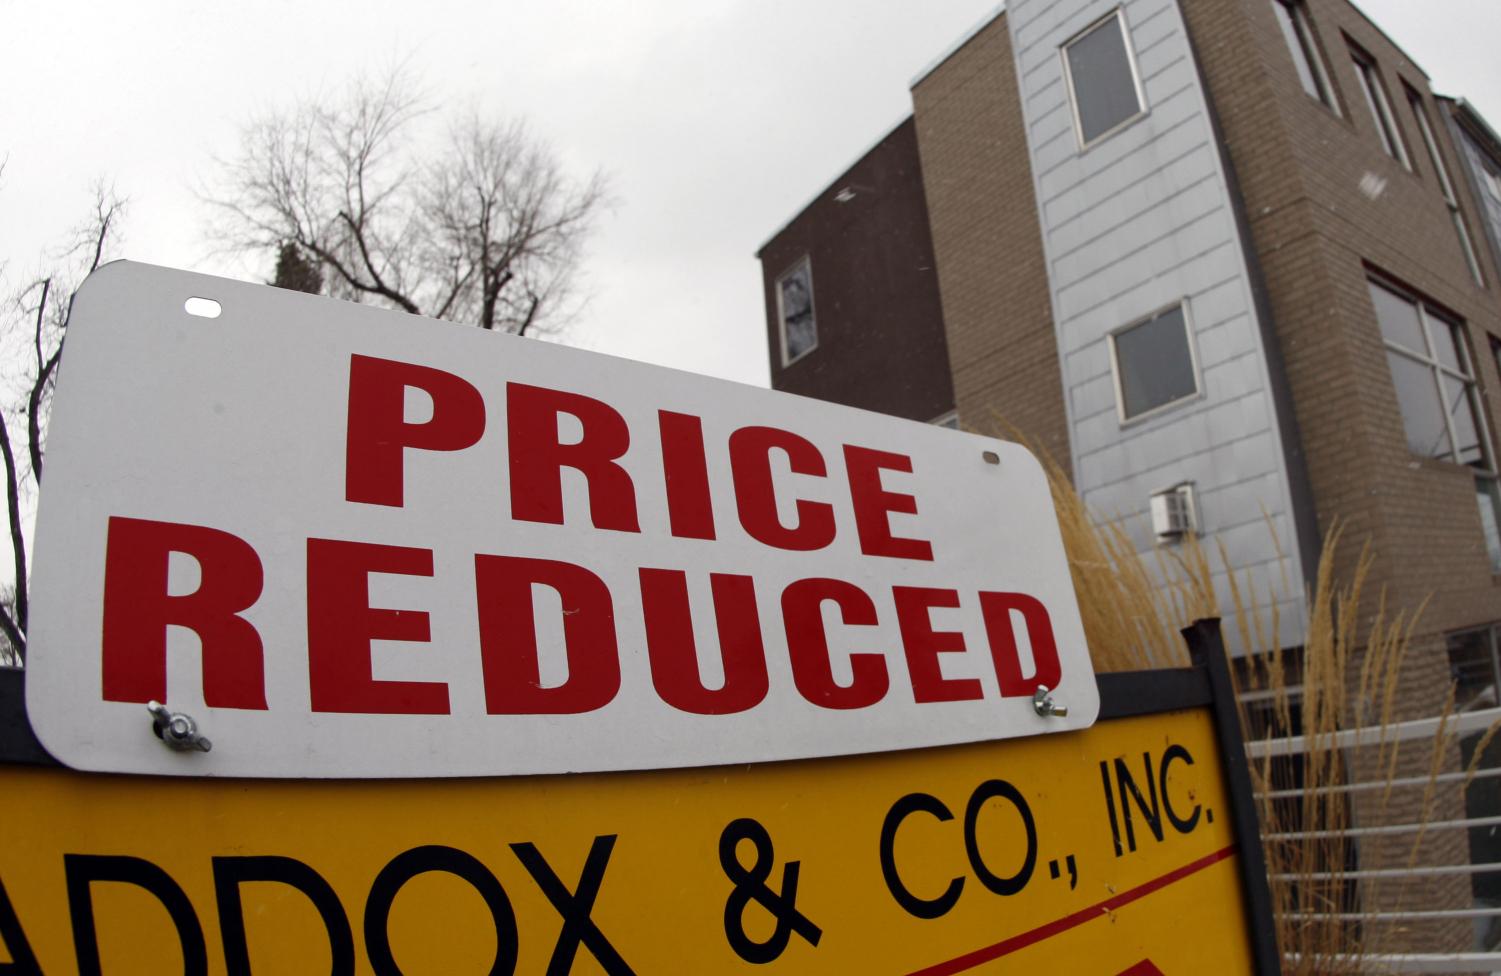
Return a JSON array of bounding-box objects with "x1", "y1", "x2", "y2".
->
[{"x1": 1038, "y1": 447, "x2": 1500, "y2": 974}]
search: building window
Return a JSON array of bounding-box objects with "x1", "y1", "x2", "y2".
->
[
  {"x1": 776, "y1": 257, "x2": 817, "y2": 366},
  {"x1": 1272, "y1": 0, "x2": 1338, "y2": 112},
  {"x1": 1373, "y1": 280, "x2": 1485, "y2": 463},
  {"x1": 1407, "y1": 86, "x2": 1485, "y2": 287},
  {"x1": 1486, "y1": 165, "x2": 1501, "y2": 202},
  {"x1": 1371, "y1": 278, "x2": 1501, "y2": 571},
  {"x1": 1480, "y1": 479, "x2": 1501, "y2": 573},
  {"x1": 1061, "y1": 9, "x2": 1147, "y2": 149},
  {"x1": 1109, "y1": 302, "x2": 1200, "y2": 422},
  {"x1": 1350, "y1": 46, "x2": 1411, "y2": 169},
  {"x1": 1445, "y1": 622, "x2": 1501, "y2": 950},
  {"x1": 1449, "y1": 624, "x2": 1501, "y2": 710}
]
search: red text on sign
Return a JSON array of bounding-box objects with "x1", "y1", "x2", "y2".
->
[{"x1": 98, "y1": 517, "x2": 1061, "y2": 717}]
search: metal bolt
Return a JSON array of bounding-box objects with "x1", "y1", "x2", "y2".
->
[
  {"x1": 147, "y1": 701, "x2": 212, "y2": 753},
  {"x1": 1032, "y1": 685, "x2": 1069, "y2": 718}
]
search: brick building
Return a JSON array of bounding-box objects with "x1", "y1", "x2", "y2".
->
[
  {"x1": 756, "y1": 118, "x2": 955, "y2": 426},
  {"x1": 758, "y1": 0, "x2": 1501, "y2": 953}
]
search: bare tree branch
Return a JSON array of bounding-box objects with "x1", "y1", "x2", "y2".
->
[
  {"x1": 28, "y1": 344, "x2": 63, "y2": 483},
  {"x1": 0, "y1": 407, "x2": 28, "y2": 649},
  {"x1": 0, "y1": 181, "x2": 127, "y2": 661},
  {"x1": 89, "y1": 195, "x2": 117, "y2": 272},
  {"x1": 337, "y1": 210, "x2": 419, "y2": 313},
  {"x1": 516, "y1": 291, "x2": 543, "y2": 338},
  {"x1": 0, "y1": 595, "x2": 24, "y2": 664},
  {"x1": 205, "y1": 69, "x2": 607, "y2": 336},
  {"x1": 30, "y1": 279, "x2": 51, "y2": 398}
]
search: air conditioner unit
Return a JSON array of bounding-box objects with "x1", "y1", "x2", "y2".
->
[{"x1": 1150, "y1": 483, "x2": 1198, "y2": 543}]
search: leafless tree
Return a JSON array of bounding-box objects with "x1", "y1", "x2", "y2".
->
[
  {"x1": 0, "y1": 587, "x2": 17, "y2": 668},
  {"x1": 206, "y1": 70, "x2": 606, "y2": 336},
  {"x1": 0, "y1": 179, "x2": 126, "y2": 663}
]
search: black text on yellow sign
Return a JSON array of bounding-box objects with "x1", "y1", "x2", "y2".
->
[{"x1": 0, "y1": 709, "x2": 1254, "y2": 974}]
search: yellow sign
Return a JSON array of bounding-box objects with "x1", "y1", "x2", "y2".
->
[{"x1": 0, "y1": 708, "x2": 1252, "y2": 974}]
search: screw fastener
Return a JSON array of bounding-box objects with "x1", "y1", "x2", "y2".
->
[
  {"x1": 1032, "y1": 686, "x2": 1069, "y2": 718},
  {"x1": 147, "y1": 701, "x2": 212, "y2": 753}
]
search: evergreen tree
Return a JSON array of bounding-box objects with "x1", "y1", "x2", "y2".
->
[{"x1": 271, "y1": 242, "x2": 323, "y2": 295}]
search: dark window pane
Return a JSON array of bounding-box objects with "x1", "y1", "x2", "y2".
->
[
  {"x1": 1114, "y1": 305, "x2": 1197, "y2": 419},
  {"x1": 1355, "y1": 62, "x2": 1392, "y2": 153},
  {"x1": 1387, "y1": 350, "x2": 1451, "y2": 458},
  {"x1": 1353, "y1": 55, "x2": 1407, "y2": 165},
  {"x1": 1410, "y1": 89, "x2": 1460, "y2": 203},
  {"x1": 1448, "y1": 628, "x2": 1498, "y2": 710},
  {"x1": 1066, "y1": 15, "x2": 1143, "y2": 144},
  {"x1": 779, "y1": 262, "x2": 816, "y2": 362},
  {"x1": 1478, "y1": 479, "x2": 1501, "y2": 573},
  {"x1": 1443, "y1": 375, "x2": 1486, "y2": 467},
  {"x1": 1272, "y1": 1, "x2": 1322, "y2": 102},
  {"x1": 1455, "y1": 623, "x2": 1501, "y2": 948},
  {"x1": 1430, "y1": 316, "x2": 1465, "y2": 373},
  {"x1": 1369, "y1": 281, "x2": 1425, "y2": 351}
]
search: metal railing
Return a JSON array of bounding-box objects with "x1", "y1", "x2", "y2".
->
[
  {"x1": 1244, "y1": 700, "x2": 1501, "y2": 971},
  {"x1": 1288, "y1": 953, "x2": 1501, "y2": 973},
  {"x1": 1246, "y1": 705, "x2": 1501, "y2": 760}
]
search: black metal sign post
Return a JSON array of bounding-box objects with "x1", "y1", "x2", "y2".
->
[
  {"x1": 1182, "y1": 617, "x2": 1283, "y2": 976},
  {"x1": 1089, "y1": 617, "x2": 1282, "y2": 976},
  {"x1": 0, "y1": 666, "x2": 47, "y2": 766}
]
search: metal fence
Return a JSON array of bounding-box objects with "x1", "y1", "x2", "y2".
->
[{"x1": 1248, "y1": 703, "x2": 1501, "y2": 973}]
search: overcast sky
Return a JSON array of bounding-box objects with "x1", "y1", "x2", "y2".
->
[{"x1": 2, "y1": 0, "x2": 1499, "y2": 392}]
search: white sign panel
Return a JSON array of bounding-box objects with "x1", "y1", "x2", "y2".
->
[{"x1": 26, "y1": 262, "x2": 1097, "y2": 778}]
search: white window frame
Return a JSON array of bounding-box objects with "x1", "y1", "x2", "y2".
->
[
  {"x1": 1350, "y1": 47, "x2": 1412, "y2": 170},
  {"x1": 775, "y1": 256, "x2": 818, "y2": 367},
  {"x1": 1060, "y1": 7, "x2": 1150, "y2": 152},
  {"x1": 1271, "y1": 0, "x2": 1339, "y2": 115},
  {"x1": 1374, "y1": 278, "x2": 1493, "y2": 468},
  {"x1": 1108, "y1": 299, "x2": 1205, "y2": 426},
  {"x1": 1407, "y1": 86, "x2": 1485, "y2": 287}
]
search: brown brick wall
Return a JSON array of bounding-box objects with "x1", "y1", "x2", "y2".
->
[
  {"x1": 904, "y1": 0, "x2": 1500, "y2": 643},
  {"x1": 1182, "y1": 0, "x2": 1501, "y2": 654},
  {"x1": 910, "y1": 14, "x2": 1071, "y2": 468},
  {"x1": 757, "y1": 119, "x2": 955, "y2": 424},
  {"x1": 1185, "y1": 0, "x2": 1500, "y2": 950}
]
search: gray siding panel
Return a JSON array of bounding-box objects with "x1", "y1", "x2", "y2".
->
[
  {"x1": 1047, "y1": 154, "x2": 1220, "y2": 259},
  {"x1": 1039, "y1": 102, "x2": 1207, "y2": 213},
  {"x1": 1006, "y1": 0, "x2": 1310, "y2": 652},
  {"x1": 1051, "y1": 172, "x2": 1225, "y2": 279}
]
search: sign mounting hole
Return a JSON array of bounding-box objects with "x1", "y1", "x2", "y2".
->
[{"x1": 184, "y1": 297, "x2": 222, "y2": 319}]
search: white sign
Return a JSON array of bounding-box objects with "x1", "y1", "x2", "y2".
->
[{"x1": 26, "y1": 262, "x2": 1097, "y2": 778}]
